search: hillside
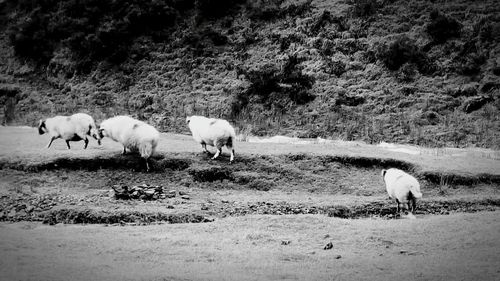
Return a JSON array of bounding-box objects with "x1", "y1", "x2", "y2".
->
[{"x1": 0, "y1": 0, "x2": 499, "y2": 148}]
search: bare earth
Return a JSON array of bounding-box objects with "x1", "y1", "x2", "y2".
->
[
  {"x1": 1, "y1": 126, "x2": 500, "y2": 280},
  {"x1": 1, "y1": 212, "x2": 500, "y2": 281}
]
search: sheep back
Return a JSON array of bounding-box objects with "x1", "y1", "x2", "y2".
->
[
  {"x1": 188, "y1": 115, "x2": 236, "y2": 147},
  {"x1": 383, "y1": 168, "x2": 422, "y2": 201},
  {"x1": 100, "y1": 115, "x2": 160, "y2": 157}
]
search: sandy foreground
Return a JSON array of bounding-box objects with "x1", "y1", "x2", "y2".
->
[{"x1": 1, "y1": 212, "x2": 499, "y2": 281}]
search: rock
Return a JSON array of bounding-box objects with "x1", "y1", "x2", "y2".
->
[
  {"x1": 181, "y1": 195, "x2": 190, "y2": 200},
  {"x1": 179, "y1": 191, "x2": 188, "y2": 196},
  {"x1": 334, "y1": 255, "x2": 342, "y2": 259},
  {"x1": 281, "y1": 240, "x2": 291, "y2": 245},
  {"x1": 324, "y1": 242, "x2": 333, "y2": 250},
  {"x1": 26, "y1": 206, "x2": 35, "y2": 213}
]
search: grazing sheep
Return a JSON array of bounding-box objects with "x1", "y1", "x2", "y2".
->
[
  {"x1": 98, "y1": 115, "x2": 160, "y2": 171},
  {"x1": 186, "y1": 115, "x2": 236, "y2": 162},
  {"x1": 38, "y1": 113, "x2": 101, "y2": 149},
  {"x1": 381, "y1": 168, "x2": 422, "y2": 217}
]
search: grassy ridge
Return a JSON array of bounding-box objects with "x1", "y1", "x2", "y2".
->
[{"x1": 0, "y1": 0, "x2": 499, "y2": 148}]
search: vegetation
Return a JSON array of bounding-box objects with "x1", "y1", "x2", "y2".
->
[{"x1": 0, "y1": 0, "x2": 499, "y2": 148}]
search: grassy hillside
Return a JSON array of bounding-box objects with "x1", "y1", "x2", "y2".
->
[{"x1": 0, "y1": 0, "x2": 499, "y2": 148}]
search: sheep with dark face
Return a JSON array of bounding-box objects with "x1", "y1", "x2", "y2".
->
[
  {"x1": 382, "y1": 168, "x2": 422, "y2": 217},
  {"x1": 186, "y1": 115, "x2": 236, "y2": 162},
  {"x1": 98, "y1": 115, "x2": 160, "y2": 171},
  {"x1": 38, "y1": 113, "x2": 101, "y2": 149}
]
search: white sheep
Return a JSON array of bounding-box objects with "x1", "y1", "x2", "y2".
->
[
  {"x1": 38, "y1": 113, "x2": 101, "y2": 149},
  {"x1": 186, "y1": 115, "x2": 236, "y2": 162},
  {"x1": 98, "y1": 115, "x2": 160, "y2": 171},
  {"x1": 381, "y1": 168, "x2": 422, "y2": 217}
]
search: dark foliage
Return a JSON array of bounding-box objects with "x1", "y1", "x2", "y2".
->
[
  {"x1": 325, "y1": 60, "x2": 346, "y2": 77},
  {"x1": 395, "y1": 62, "x2": 417, "y2": 82},
  {"x1": 377, "y1": 35, "x2": 435, "y2": 74},
  {"x1": 188, "y1": 166, "x2": 234, "y2": 182},
  {"x1": 426, "y1": 10, "x2": 461, "y2": 44},
  {"x1": 8, "y1": 0, "x2": 194, "y2": 67},
  {"x1": 462, "y1": 96, "x2": 493, "y2": 113},
  {"x1": 232, "y1": 54, "x2": 315, "y2": 116},
  {"x1": 349, "y1": 0, "x2": 380, "y2": 18},
  {"x1": 195, "y1": 0, "x2": 244, "y2": 20},
  {"x1": 247, "y1": 0, "x2": 312, "y2": 21}
]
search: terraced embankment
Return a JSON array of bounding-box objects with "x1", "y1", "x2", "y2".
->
[{"x1": 1, "y1": 127, "x2": 499, "y2": 224}]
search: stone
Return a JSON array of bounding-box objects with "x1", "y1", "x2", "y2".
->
[{"x1": 323, "y1": 242, "x2": 333, "y2": 250}]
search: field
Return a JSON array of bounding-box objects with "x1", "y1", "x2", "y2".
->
[{"x1": 1, "y1": 126, "x2": 499, "y2": 280}]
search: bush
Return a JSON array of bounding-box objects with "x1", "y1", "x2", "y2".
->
[
  {"x1": 233, "y1": 54, "x2": 316, "y2": 115},
  {"x1": 349, "y1": 0, "x2": 380, "y2": 18},
  {"x1": 8, "y1": 0, "x2": 193, "y2": 67},
  {"x1": 377, "y1": 35, "x2": 434, "y2": 74},
  {"x1": 426, "y1": 10, "x2": 461, "y2": 44},
  {"x1": 247, "y1": 0, "x2": 312, "y2": 21},
  {"x1": 195, "y1": 0, "x2": 244, "y2": 20},
  {"x1": 395, "y1": 63, "x2": 417, "y2": 82},
  {"x1": 325, "y1": 60, "x2": 346, "y2": 77}
]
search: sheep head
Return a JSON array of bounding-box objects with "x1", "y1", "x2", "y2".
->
[{"x1": 38, "y1": 120, "x2": 47, "y2": 135}]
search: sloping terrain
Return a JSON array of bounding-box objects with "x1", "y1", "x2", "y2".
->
[{"x1": 0, "y1": 0, "x2": 499, "y2": 147}]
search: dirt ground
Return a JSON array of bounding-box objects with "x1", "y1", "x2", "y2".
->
[
  {"x1": 1, "y1": 212, "x2": 500, "y2": 281},
  {"x1": 1, "y1": 126, "x2": 500, "y2": 280}
]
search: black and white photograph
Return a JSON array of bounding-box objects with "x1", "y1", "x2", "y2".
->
[{"x1": 0, "y1": 0, "x2": 499, "y2": 280}]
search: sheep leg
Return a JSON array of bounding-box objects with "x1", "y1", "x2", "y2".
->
[
  {"x1": 202, "y1": 143, "x2": 210, "y2": 153},
  {"x1": 83, "y1": 137, "x2": 89, "y2": 149},
  {"x1": 410, "y1": 198, "x2": 416, "y2": 213},
  {"x1": 226, "y1": 143, "x2": 235, "y2": 163},
  {"x1": 65, "y1": 140, "x2": 71, "y2": 149},
  {"x1": 122, "y1": 146, "x2": 127, "y2": 155},
  {"x1": 230, "y1": 148, "x2": 235, "y2": 163},
  {"x1": 211, "y1": 148, "x2": 222, "y2": 160},
  {"x1": 46, "y1": 136, "x2": 56, "y2": 148},
  {"x1": 145, "y1": 158, "x2": 150, "y2": 172}
]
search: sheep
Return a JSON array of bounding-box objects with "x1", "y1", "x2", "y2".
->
[
  {"x1": 98, "y1": 115, "x2": 160, "y2": 171},
  {"x1": 381, "y1": 168, "x2": 422, "y2": 217},
  {"x1": 186, "y1": 115, "x2": 236, "y2": 162},
  {"x1": 38, "y1": 113, "x2": 101, "y2": 149}
]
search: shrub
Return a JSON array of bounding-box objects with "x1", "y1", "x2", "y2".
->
[
  {"x1": 349, "y1": 0, "x2": 380, "y2": 18},
  {"x1": 8, "y1": 0, "x2": 193, "y2": 67},
  {"x1": 195, "y1": 0, "x2": 244, "y2": 19},
  {"x1": 233, "y1": 54, "x2": 316, "y2": 115},
  {"x1": 377, "y1": 35, "x2": 434, "y2": 74},
  {"x1": 454, "y1": 52, "x2": 486, "y2": 76},
  {"x1": 325, "y1": 60, "x2": 346, "y2": 77},
  {"x1": 426, "y1": 10, "x2": 461, "y2": 44},
  {"x1": 247, "y1": 0, "x2": 312, "y2": 21},
  {"x1": 396, "y1": 62, "x2": 417, "y2": 82}
]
